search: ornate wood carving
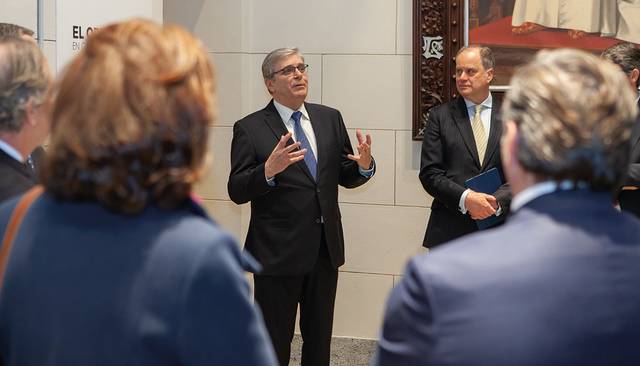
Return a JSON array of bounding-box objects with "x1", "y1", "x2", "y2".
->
[{"x1": 413, "y1": 0, "x2": 464, "y2": 140}]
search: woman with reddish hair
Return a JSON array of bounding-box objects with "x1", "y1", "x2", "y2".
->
[{"x1": 0, "y1": 19, "x2": 276, "y2": 366}]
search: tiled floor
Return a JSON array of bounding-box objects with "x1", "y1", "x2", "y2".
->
[{"x1": 289, "y1": 335, "x2": 377, "y2": 366}]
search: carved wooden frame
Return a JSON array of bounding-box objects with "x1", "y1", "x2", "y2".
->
[{"x1": 412, "y1": 0, "x2": 465, "y2": 140}]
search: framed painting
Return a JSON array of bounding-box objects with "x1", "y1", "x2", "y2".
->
[{"x1": 413, "y1": 0, "x2": 640, "y2": 139}]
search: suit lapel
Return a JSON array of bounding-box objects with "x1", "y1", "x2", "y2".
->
[
  {"x1": 262, "y1": 100, "x2": 316, "y2": 184},
  {"x1": 629, "y1": 100, "x2": 640, "y2": 161},
  {"x1": 263, "y1": 100, "x2": 289, "y2": 140},
  {"x1": 482, "y1": 98, "x2": 502, "y2": 170},
  {"x1": 0, "y1": 149, "x2": 34, "y2": 181},
  {"x1": 451, "y1": 97, "x2": 481, "y2": 168}
]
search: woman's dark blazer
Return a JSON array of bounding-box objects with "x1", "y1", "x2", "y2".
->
[{"x1": 0, "y1": 192, "x2": 277, "y2": 366}]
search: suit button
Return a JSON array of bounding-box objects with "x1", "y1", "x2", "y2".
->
[
  {"x1": 315, "y1": 218, "x2": 321, "y2": 224},
  {"x1": 316, "y1": 188, "x2": 321, "y2": 193}
]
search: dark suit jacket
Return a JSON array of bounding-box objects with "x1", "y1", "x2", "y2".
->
[
  {"x1": 373, "y1": 189, "x2": 640, "y2": 366},
  {"x1": 228, "y1": 100, "x2": 373, "y2": 276},
  {"x1": 618, "y1": 99, "x2": 640, "y2": 216},
  {"x1": 0, "y1": 193, "x2": 277, "y2": 366},
  {"x1": 419, "y1": 96, "x2": 510, "y2": 247},
  {"x1": 624, "y1": 99, "x2": 640, "y2": 185},
  {"x1": 0, "y1": 149, "x2": 36, "y2": 203}
]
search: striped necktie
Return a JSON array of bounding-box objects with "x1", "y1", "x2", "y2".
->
[{"x1": 471, "y1": 104, "x2": 487, "y2": 164}]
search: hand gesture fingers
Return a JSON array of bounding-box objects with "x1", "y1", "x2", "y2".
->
[
  {"x1": 265, "y1": 133, "x2": 305, "y2": 179},
  {"x1": 348, "y1": 129, "x2": 373, "y2": 169},
  {"x1": 288, "y1": 148, "x2": 306, "y2": 162}
]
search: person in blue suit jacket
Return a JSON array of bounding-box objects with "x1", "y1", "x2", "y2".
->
[
  {"x1": 602, "y1": 42, "x2": 640, "y2": 217},
  {"x1": 0, "y1": 19, "x2": 277, "y2": 366},
  {"x1": 373, "y1": 49, "x2": 640, "y2": 366}
]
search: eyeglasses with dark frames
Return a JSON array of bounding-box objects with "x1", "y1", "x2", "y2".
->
[{"x1": 271, "y1": 63, "x2": 309, "y2": 77}]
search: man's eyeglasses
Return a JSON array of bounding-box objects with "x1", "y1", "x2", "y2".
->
[{"x1": 271, "y1": 63, "x2": 309, "y2": 77}]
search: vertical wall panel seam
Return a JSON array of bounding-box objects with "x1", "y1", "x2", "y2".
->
[
  {"x1": 394, "y1": 0, "x2": 399, "y2": 55},
  {"x1": 394, "y1": 130, "x2": 398, "y2": 206}
]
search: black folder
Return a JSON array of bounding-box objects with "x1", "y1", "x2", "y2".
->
[{"x1": 465, "y1": 167, "x2": 502, "y2": 230}]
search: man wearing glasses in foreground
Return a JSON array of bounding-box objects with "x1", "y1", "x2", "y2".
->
[{"x1": 228, "y1": 47, "x2": 375, "y2": 366}]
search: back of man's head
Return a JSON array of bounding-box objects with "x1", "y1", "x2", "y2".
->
[
  {"x1": 502, "y1": 49, "x2": 637, "y2": 191},
  {"x1": 0, "y1": 37, "x2": 49, "y2": 134},
  {"x1": 602, "y1": 42, "x2": 640, "y2": 89},
  {"x1": 0, "y1": 22, "x2": 34, "y2": 40}
]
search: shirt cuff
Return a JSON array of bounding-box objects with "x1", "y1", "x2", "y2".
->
[
  {"x1": 266, "y1": 176, "x2": 276, "y2": 187},
  {"x1": 359, "y1": 161, "x2": 375, "y2": 178},
  {"x1": 459, "y1": 188, "x2": 471, "y2": 214}
]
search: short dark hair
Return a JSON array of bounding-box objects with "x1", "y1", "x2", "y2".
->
[
  {"x1": 601, "y1": 42, "x2": 640, "y2": 88},
  {"x1": 0, "y1": 23, "x2": 35, "y2": 40},
  {"x1": 41, "y1": 20, "x2": 216, "y2": 214}
]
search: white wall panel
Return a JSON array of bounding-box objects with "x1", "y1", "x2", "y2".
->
[
  {"x1": 249, "y1": 0, "x2": 396, "y2": 55},
  {"x1": 0, "y1": 0, "x2": 37, "y2": 34},
  {"x1": 339, "y1": 129, "x2": 395, "y2": 205},
  {"x1": 397, "y1": 0, "x2": 412, "y2": 55},
  {"x1": 210, "y1": 53, "x2": 249, "y2": 126},
  {"x1": 44, "y1": 0, "x2": 56, "y2": 40},
  {"x1": 42, "y1": 40, "x2": 56, "y2": 74},
  {"x1": 194, "y1": 127, "x2": 233, "y2": 200},
  {"x1": 395, "y1": 130, "x2": 432, "y2": 207},
  {"x1": 322, "y1": 55, "x2": 412, "y2": 130},
  {"x1": 164, "y1": 0, "x2": 247, "y2": 52},
  {"x1": 341, "y1": 203, "x2": 428, "y2": 275}
]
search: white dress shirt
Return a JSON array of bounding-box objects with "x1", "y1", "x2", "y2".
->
[
  {"x1": 0, "y1": 139, "x2": 24, "y2": 163},
  {"x1": 511, "y1": 180, "x2": 589, "y2": 212},
  {"x1": 459, "y1": 94, "x2": 496, "y2": 214},
  {"x1": 273, "y1": 100, "x2": 318, "y2": 158}
]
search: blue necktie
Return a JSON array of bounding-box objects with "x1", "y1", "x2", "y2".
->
[{"x1": 292, "y1": 111, "x2": 317, "y2": 180}]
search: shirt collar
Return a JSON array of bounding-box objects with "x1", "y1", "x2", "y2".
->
[
  {"x1": 273, "y1": 100, "x2": 309, "y2": 124},
  {"x1": 464, "y1": 93, "x2": 492, "y2": 111},
  {"x1": 0, "y1": 139, "x2": 24, "y2": 162},
  {"x1": 511, "y1": 180, "x2": 589, "y2": 212}
]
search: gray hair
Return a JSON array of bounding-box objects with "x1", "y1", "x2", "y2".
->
[
  {"x1": 0, "y1": 22, "x2": 34, "y2": 39},
  {"x1": 456, "y1": 45, "x2": 495, "y2": 71},
  {"x1": 502, "y1": 48, "x2": 637, "y2": 190},
  {"x1": 601, "y1": 42, "x2": 640, "y2": 88},
  {"x1": 0, "y1": 37, "x2": 49, "y2": 132},
  {"x1": 262, "y1": 47, "x2": 305, "y2": 79}
]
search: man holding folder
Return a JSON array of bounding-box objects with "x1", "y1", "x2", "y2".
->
[{"x1": 419, "y1": 45, "x2": 510, "y2": 248}]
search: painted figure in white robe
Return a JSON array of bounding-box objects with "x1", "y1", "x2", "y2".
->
[{"x1": 511, "y1": 0, "x2": 638, "y2": 43}]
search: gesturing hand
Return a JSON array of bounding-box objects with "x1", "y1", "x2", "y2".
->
[
  {"x1": 264, "y1": 132, "x2": 306, "y2": 179},
  {"x1": 347, "y1": 129, "x2": 373, "y2": 169},
  {"x1": 465, "y1": 191, "x2": 498, "y2": 220}
]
